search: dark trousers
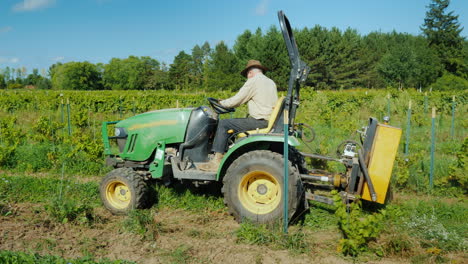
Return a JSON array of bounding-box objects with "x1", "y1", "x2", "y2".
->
[{"x1": 212, "y1": 117, "x2": 268, "y2": 153}]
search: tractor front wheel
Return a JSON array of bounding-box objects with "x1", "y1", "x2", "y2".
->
[
  {"x1": 222, "y1": 150, "x2": 302, "y2": 224},
  {"x1": 100, "y1": 168, "x2": 149, "y2": 215}
]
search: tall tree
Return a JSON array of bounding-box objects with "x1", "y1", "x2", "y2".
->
[
  {"x1": 206, "y1": 41, "x2": 242, "y2": 91},
  {"x1": 24, "y1": 68, "x2": 44, "y2": 86},
  {"x1": 51, "y1": 61, "x2": 102, "y2": 90},
  {"x1": 259, "y1": 26, "x2": 289, "y2": 89},
  {"x1": 377, "y1": 44, "x2": 417, "y2": 89},
  {"x1": 191, "y1": 45, "x2": 205, "y2": 87},
  {"x1": 3, "y1": 67, "x2": 11, "y2": 82},
  {"x1": 0, "y1": 73, "x2": 5, "y2": 89},
  {"x1": 421, "y1": 0, "x2": 466, "y2": 75},
  {"x1": 103, "y1": 56, "x2": 159, "y2": 90},
  {"x1": 233, "y1": 30, "x2": 254, "y2": 62},
  {"x1": 145, "y1": 66, "x2": 171, "y2": 90},
  {"x1": 169, "y1": 51, "x2": 193, "y2": 89}
]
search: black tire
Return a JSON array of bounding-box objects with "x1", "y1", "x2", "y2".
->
[
  {"x1": 222, "y1": 150, "x2": 302, "y2": 224},
  {"x1": 99, "y1": 168, "x2": 149, "y2": 215}
]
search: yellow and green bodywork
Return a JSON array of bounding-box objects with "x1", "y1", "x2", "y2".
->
[
  {"x1": 103, "y1": 108, "x2": 193, "y2": 178},
  {"x1": 102, "y1": 107, "x2": 300, "y2": 181}
]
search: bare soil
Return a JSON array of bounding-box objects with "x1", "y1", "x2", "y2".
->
[{"x1": 0, "y1": 202, "x2": 407, "y2": 264}]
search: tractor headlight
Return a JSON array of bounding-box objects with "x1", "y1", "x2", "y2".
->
[{"x1": 115, "y1": 127, "x2": 127, "y2": 138}]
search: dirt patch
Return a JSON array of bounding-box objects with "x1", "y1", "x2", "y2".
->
[
  {"x1": 0, "y1": 203, "x2": 344, "y2": 263},
  {"x1": 1, "y1": 202, "x2": 438, "y2": 264}
]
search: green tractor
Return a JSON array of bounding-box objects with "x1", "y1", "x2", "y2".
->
[{"x1": 100, "y1": 11, "x2": 402, "y2": 224}]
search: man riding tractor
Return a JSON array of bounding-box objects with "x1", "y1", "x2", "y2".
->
[{"x1": 199, "y1": 59, "x2": 278, "y2": 171}]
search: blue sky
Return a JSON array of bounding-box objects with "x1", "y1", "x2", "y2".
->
[{"x1": 1, "y1": 0, "x2": 467, "y2": 74}]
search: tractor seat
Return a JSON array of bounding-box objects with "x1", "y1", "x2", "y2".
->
[{"x1": 237, "y1": 96, "x2": 285, "y2": 138}]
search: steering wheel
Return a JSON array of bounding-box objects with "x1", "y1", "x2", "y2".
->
[{"x1": 207, "y1": 97, "x2": 235, "y2": 114}]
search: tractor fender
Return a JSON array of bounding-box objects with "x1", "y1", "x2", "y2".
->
[{"x1": 216, "y1": 134, "x2": 300, "y2": 181}]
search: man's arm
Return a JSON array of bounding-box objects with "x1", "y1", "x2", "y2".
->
[{"x1": 220, "y1": 78, "x2": 255, "y2": 108}]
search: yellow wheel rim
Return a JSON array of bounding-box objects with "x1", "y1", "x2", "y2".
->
[
  {"x1": 105, "y1": 180, "x2": 131, "y2": 209},
  {"x1": 238, "y1": 170, "x2": 281, "y2": 215}
]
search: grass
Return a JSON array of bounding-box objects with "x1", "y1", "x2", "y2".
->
[
  {"x1": 371, "y1": 196, "x2": 468, "y2": 262},
  {"x1": 154, "y1": 182, "x2": 226, "y2": 212},
  {"x1": 235, "y1": 221, "x2": 311, "y2": 254},
  {"x1": 0, "y1": 250, "x2": 135, "y2": 264},
  {"x1": 302, "y1": 201, "x2": 338, "y2": 230},
  {"x1": 121, "y1": 209, "x2": 163, "y2": 241},
  {"x1": 0, "y1": 174, "x2": 100, "y2": 205}
]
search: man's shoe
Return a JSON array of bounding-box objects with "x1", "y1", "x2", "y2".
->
[{"x1": 198, "y1": 153, "x2": 223, "y2": 172}]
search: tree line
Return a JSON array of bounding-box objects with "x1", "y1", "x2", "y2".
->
[{"x1": 0, "y1": 0, "x2": 466, "y2": 91}]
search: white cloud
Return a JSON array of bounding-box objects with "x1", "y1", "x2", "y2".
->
[
  {"x1": 52, "y1": 56, "x2": 65, "y2": 62},
  {"x1": 255, "y1": 0, "x2": 269, "y2": 16},
  {"x1": 0, "y1": 57, "x2": 20, "y2": 64},
  {"x1": 0, "y1": 26, "x2": 12, "y2": 34},
  {"x1": 12, "y1": 0, "x2": 56, "y2": 12}
]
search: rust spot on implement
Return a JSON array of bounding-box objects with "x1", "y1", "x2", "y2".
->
[{"x1": 129, "y1": 120, "x2": 178, "y2": 130}]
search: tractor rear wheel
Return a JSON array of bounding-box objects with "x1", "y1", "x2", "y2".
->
[
  {"x1": 100, "y1": 168, "x2": 149, "y2": 215},
  {"x1": 222, "y1": 150, "x2": 302, "y2": 224}
]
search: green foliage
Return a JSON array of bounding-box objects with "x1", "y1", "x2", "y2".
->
[
  {"x1": 51, "y1": 61, "x2": 102, "y2": 90},
  {"x1": 303, "y1": 201, "x2": 337, "y2": 229},
  {"x1": 32, "y1": 116, "x2": 63, "y2": 142},
  {"x1": 439, "y1": 137, "x2": 468, "y2": 193},
  {"x1": 23, "y1": 69, "x2": 45, "y2": 87},
  {"x1": 0, "y1": 250, "x2": 135, "y2": 264},
  {"x1": 122, "y1": 209, "x2": 161, "y2": 240},
  {"x1": 235, "y1": 221, "x2": 310, "y2": 253},
  {"x1": 333, "y1": 193, "x2": 385, "y2": 256},
  {"x1": 6, "y1": 83, "x2": 23, "y2": 89},
  {"x1": 0, "y1": 117, "x2": 24, "y2": 167},
  {"x1": 169, "y1": 51, "x2": 193, "y2": 90},
  {"x1": 161, "y1": 245, "x2": 194, "y2": 264},
  {"x1": 383, "y1": 199, "x2": 467, "y2": 253},
  {"x1": 44, "y1": 196, "x2": 94, "y2": 224},
  {"x1": 36, "y1": 77, "x2": 52, "y2": 89},
  {"x1": 205, "y1": 41, "x2": 243, "y2": 91},
  {"x1": 103, "y1": 56, "x2": 160, "y2": 90},
  {"x1": 393, "y1": 152, "x2": 426, "y2": 188},
  {"x1": 431, "y1": 73, "x2": 468, "y2": 91},
  {"x1": 154, "y1": 183, "x2": 225, "y2": 212},
  {"x1": 421, "y1": 0, "x2": 466, "y2": 75},
  {"x1": 0, "y1": 175, "x2": 100, "y2": 205},
  {"x1": 14, "y1": 142, "x2": 54, "y2": 172},
  {"x1": 0, "y1": 74, "x2": 6, "y2": 89}
]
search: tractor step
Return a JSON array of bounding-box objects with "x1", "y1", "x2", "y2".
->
[{"x1": 170, "y1": 157, "x2": 216, "y2": 181}]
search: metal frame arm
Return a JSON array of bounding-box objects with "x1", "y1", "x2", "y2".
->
[{"x1": 278, "y1": 11, "x2": 310, "y2": 132}]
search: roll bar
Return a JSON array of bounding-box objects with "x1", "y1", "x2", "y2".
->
[{"x1": 277, "y1": 11, "x2": 310, "y2": 132}]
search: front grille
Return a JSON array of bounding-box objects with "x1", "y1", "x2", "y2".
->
[{"x1": 117, "y1": 138, "x2": 127, "y2": 153}]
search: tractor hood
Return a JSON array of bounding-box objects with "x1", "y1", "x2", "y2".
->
[{"x1": 116, "y1": 108, "x2": 194, "y2": 161}]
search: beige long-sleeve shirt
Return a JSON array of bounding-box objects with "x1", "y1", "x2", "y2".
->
[{"x1": 220, "y1": 73, "x2": 278, "y2": 120}]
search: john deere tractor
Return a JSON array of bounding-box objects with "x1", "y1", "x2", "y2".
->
[{"x1": 100, "y1": 11, "x2": 402, "y2": 224}]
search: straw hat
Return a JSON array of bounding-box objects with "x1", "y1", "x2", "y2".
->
[{"x1": 240, "y1": 60, "x2": 268, "y2": 77}]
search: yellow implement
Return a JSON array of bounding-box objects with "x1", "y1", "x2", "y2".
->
[{"x1": 362, "y1": 124, "x2": 402, "y2": 204}]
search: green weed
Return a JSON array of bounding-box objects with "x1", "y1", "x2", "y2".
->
[
  {"x1": 13, "y1": 142, "x2": 54, "y2": 172},
  {"x1": 0, "y1": 175, "x2": 100, "y2": 205},
  {"x1": 333, "y1": 193, "x2": 385, "y2": 257},
  {"x1": 398, "y1": 199, "x2": 467, "y2": 252},
  {"x1": 303, "y1": 201, "x2": 337, "y2": 229},
  {"x1": 166, "y1": 245, "x2": 193, "y2": 264},
  {"x1": 0, "y1": 202, "x2": 14, "y2": 216},
  {"x1": 235, "y1": 221, "x2": 310, "y2": 254},
  {"x1": 122, "y1": 209, "x2": 162, "y2": 241},
  {"x1": 154, "y1": 182, "x2": 225, "y2": 212},
  {"x1": 379, "y1": 198, "x2": 467, "y2": 260},
  {"x1": 44, "y1": 196, "x2": 94, "y2": 224},
  {"x1": 0, "y1": 250, "x2": 136, "y2": 264}
]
